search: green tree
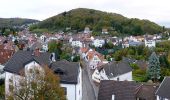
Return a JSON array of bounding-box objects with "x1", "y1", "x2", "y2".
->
[
  {"x1": 147, "y1": 52, "x2": 161, "y2": 82},
  {"x1": 48, "y1": 40, "x2": 62, "y2": 59}
]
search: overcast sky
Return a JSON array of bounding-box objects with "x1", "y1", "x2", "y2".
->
[{"x1": 0, "y1": 0, "x2": 170, "y2": 27}]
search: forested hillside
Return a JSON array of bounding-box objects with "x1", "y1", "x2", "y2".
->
[
  {"x1": 31, "y1": 8, "x2": 164, "y2": 35},
  {"x1": 0, "y1": 18, "x2": 39, "y2": 28}
]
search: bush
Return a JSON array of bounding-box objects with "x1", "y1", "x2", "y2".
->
[
  {"x1": 132, "y1": 69, "x2": 148, "y2": 82},
  {"x1": 130, "y1": 63, "x2": 139, "y2": 70}
]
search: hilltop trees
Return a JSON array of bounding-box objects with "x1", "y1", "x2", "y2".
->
[
  {"x1": 7, "y1": 66, "x2": 66, "y2": 100},
  {"x1": 147, "y1": 52, "x2": 161, "y2": 82},
  {"x1": 31, "y1": 8, "x2": 164, "y2": 35}
]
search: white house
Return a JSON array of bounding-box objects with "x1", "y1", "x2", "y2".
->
[
  {"x1": 144, "y1": 38, "x2": 156, "y2": 47},
  {"x1": 92, "y1": 61, "x2": 132, "y2": 83},
  {"x1": 85, "y1": 49, "x2": 104, "y2": 69},
  {"x1": 79, "y1": 47, "x2": 89, "y2": 60},
  {"x1": 84, "y1": 27, "x2": 90, "y2": 34},
  {"x1": 70, "y1": 37, "x2": 83, "y2": 48},
  {"x1": 4, "y1": 50, "x2": 82, "y2": 100},
  {"x1": 50, "y1": 60, "x2": 82, "y2": 100},
  {"x1": 102, "y1": 28, "x2": 108, "y2": 34},
  {"x1": 92, "y1": 39, "x2": 105, "y2": 47},
  {"x1": 40, "y1": 35, "x2": 47, "y2": 42},
  {"x1": 122, "y1": 41, "x2": 129, "y2": 48},
  {"x1": 42, "y1": 43, "x2": 48, "y2": 52},
  {"x1": 156, "y1": 77, "x2": 170, "y2": 100},
  {"x1": 0, "y1": 65, "x2": 5, "y2": 80}
]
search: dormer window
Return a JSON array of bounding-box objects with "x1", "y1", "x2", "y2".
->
[{"x1": 54, "y1": 68, "x2": 64, "y2": 75}]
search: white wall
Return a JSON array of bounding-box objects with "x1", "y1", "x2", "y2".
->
[
  {"x1": 61, "y1": 67, "x2": 82, "y2": 100},
  {"x1": 92, "y1": 69, "x2": 108, "y2": 83},
  {"x1": 92, "y1": 69, "x2": 132, "y2": 82},
  {"x1": 71, "y1": 41, "x2": 83, "y2": 48},
  {"x1": 110, "y1": 71, "x2": 132, "y2": 81},
  {"x1": 157, "y1": 96, "x2": 169, "y2": 100},
  {"x1": 92, "y1": 69, "x2": 101, "y2": 83},
  {"x1": 88, "y1": 55, "x2": 101, "y2": 69},
  {"x1": 5, "y1": 72, "x2": 24, "y2": 97},
  {"x1": 40, "y1": 35, "x2": 46, "y2": 42},
  {"x1": 5, "y1": 61, "x2": 41, "y2": 97},
  {"x1": 145, "y1": 40, "x2": 156, "y2": 47},
  {"x1": 5, "y1": 61, "x2": 82, "y2": 100},
  {"x1": 76, "y1": 67, "x2": 82, "y2": 100},
  {"x1": 0, "y1": 65, "x2": 5, "y2": 79},
  {"x1": 93, "y1": 39, "x2": 105, "y2": 47},
  {"x1": 61, "y1": 84, "x2": 76, "y2": 100}
]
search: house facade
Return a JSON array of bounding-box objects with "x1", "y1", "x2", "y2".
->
[
  {"x1": 85, "y1": 49, "x2": 104, "y2": 69},
  {"x1": 70, "y1": 37, "x2": 83, "y2": 48},
  {"x1": 144, "y1": 38, "x2": 156, "y2": 47},
  {"x1": 92, "y1": 61, "x2": 133, "y2": 83},
  {"x1": 50, "y1": 60, "x2": 82, "y2": 100},
  {"x1": 4, "y1": 50, "x2": 82, "y2": 100},
  {"x1": 92, "y1": 39, "x2": 105, "y2": 47},
  {"x1": 40, "y1": 35, "x2": 47, "y2": 42}
]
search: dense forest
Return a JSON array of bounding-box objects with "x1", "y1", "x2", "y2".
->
[
  {"x1": 30, "y1": 8, "x2": 165, "y2": 35},
  {"x1": 0, "y1": 18, "x2": 39, "y2": 28}
]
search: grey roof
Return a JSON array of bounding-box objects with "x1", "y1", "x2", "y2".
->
[
  {"x1": 129, "y1": 41, "x2": 143, "y2": 46},
  {"x1": 156, "y1": 77, "x2": 170, "y2": 99},
  {"x1": 30, "y1": 42, "x2": 42, "y2": 51},
  {"x1": 50, "y1": 60, "x2": 80, "y2": 84},
  {"x1": 98, "y1": 80, "x2": 140, "y2": 100},
  {"x1": 4, "y1": 50, "x2": 51, "y2": 74},
  {"x1": 100, "y1": 61, "x2": 132, "y2": 78},
  {"x1": 98, "y1": 80, "x2": 157, "y2": 100},
  {"x1": 122, "y1": 57, "x2": 136, "y2": 64},
  {"x1": 136, "y1": 84, "x2": 157, "y2": 100}
]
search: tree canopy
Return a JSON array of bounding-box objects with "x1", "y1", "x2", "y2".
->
[
  {"x1": 0, "y1": 18, "x2": 38, "y2": 28},
  {"x1": 7, "y1": 66, "x2": 66, "y2": 100},
  {"x1": 147, "y1": 52, "x2": 161, "y2": 82},
  {"x1": 31, "y1": 8, "x2": 165, "y2": 35}
]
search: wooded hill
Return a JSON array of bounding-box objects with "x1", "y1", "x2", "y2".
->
[
  {"x1": 30, "y1": 8, "x2": 165, "y2": 35},
  {"x1": 0, "y1": 18, "x2": 39, "y2": 28}
]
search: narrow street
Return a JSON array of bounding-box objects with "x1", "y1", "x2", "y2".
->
[
  {"x1": 82, "y1": 67, "x2": 96, "y2": 100},
  {"x1": 82, "y1": 59, "x2": 96, "y2": 100}
]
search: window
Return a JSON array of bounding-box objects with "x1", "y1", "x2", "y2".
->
[
  {"x1": 159, "y1": 97, "x2": 165, "y2": 100},
  {"x1": 54, "y1": 69, "x2": 64, "y2": 75},
  {"x1": 29, "y1": 69, "x2": 33, "y2": 73},
  {"x1": 62, "y1": 87, "x2": 67, "y2": 95},
  {"x1": 117, "y1": 77, "x2": 119, "y2": 81}
]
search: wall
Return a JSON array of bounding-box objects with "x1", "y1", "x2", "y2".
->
[
  {"x1": 5, "y1": 72, "x2": 23, "y2": 97},
  {"x1": 145, "y1": 40, "x2": 156, "y2": 47},
  {"x1": 5, "y1": 61, "x2": 41, "y2": 97},
  {"x1": 157, "y1": 96, "x2": 169, "y2": 100},
  {"x1": 61, "y1": 84, "x2": 76, "y2": 100},
  {"x1": 71, "y1": 41, "x2": 83, "y2": 48},
  {"x1": 61, "y1": 66, "x2": 82, "y2": 100},
  {"x1": 93, "y1": 39, "x2": 105, "y2": 47},
  {"x1": 92, "y1": 70, "x2": 132, "y2": 82},
  {"x1": 110, "y1": 71, "x2": 132, "y2": 81}
]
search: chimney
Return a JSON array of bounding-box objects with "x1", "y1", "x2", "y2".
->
[{"x1": 34, "y1": 48, "x2": 40, "y2": 56}]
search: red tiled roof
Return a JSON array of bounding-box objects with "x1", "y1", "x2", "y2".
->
[
  {"x1": 0, "y1": 49, "x2": 14, "y2": 64},
  {"x1": 87, "y1": 50, "x2": 104, "y2": 61}
]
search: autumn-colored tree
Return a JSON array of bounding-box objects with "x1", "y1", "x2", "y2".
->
[{"x1": 7, "y1": 66, "x2": 66, "y2": 100}]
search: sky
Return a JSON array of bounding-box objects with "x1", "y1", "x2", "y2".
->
[{"x1": 0, "y1": 0, "x2": 170, "y2": 27}]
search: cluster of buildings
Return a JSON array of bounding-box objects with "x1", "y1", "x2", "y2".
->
[{"x1": 0, "y1": 27, "x2": 170, "y2": 100}]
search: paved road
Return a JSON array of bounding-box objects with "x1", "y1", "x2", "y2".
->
[{"x1": 82, "y1": 66, "x2": 96, "y2": 100}]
